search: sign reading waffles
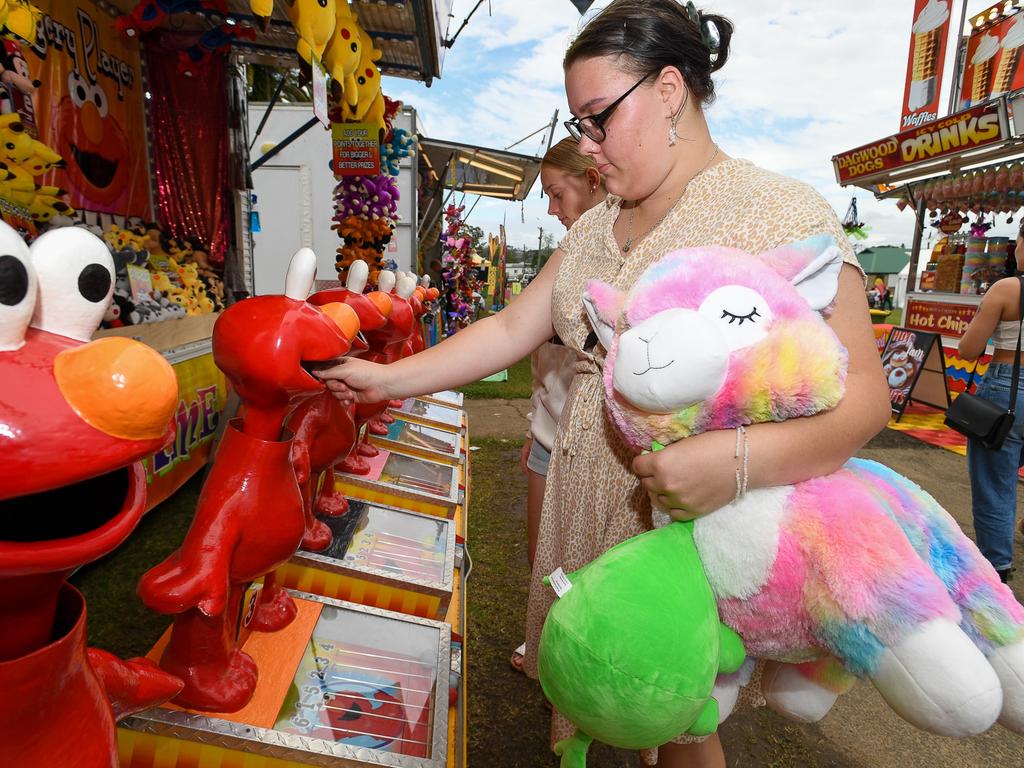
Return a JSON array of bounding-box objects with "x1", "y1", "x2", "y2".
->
[
  {"x1": 901, "y1": 0, "x2": 953, "y2": 130},
  {"x1": 833, "y1": 101, "x2": 1006, "y2": 185},
  {"x1": 960, "y1": 8, "x2": 1024, "y2": 109}
]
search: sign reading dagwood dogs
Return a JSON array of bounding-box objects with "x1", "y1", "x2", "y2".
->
[
  {"x1": 881, "y1": 327, "x2": 950, "y2": 420},
  {"x1": 832, "y1": 100, "x2": 1009, "y2": 185}
]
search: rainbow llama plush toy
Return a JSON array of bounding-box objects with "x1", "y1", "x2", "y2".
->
[{"x1": 582, "y1": 235, "x2": 1024, "y2": 739}]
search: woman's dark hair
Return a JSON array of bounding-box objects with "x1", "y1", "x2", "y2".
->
[{"x1": 564, "y1": 0, "x2": 733, "y2": 106}]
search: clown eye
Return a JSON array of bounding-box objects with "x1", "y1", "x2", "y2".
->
[
  {"x1": 30, "y1": 227, "x2": 114, "y2": 342},
  {"x1": 0, "y1": 224, "x2": 35, "y2": 352},
  {"x1": 698, "y1": 285, "x2": 772, "y2": 351}
]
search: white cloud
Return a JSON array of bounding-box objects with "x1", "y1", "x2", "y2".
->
[{"x1": 385, "y1": 0, "x2": 1019, "y2": 250}]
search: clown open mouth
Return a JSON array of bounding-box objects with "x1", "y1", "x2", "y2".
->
[
  {"x1": 0, "y1": 468, "x2": 131, "y2": 542},
  {"x1": 70, "y1": 143, "x2": 119, "y2": 189}
]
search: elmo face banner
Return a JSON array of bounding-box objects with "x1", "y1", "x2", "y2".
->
[{"x1": 20, "y1": 1, "x2": 151, "y2": 219}]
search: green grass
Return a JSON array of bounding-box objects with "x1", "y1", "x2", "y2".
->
[
  {"x1": 73, "y1": 470, "x2": 203, "y2": 658},
  {"x1": 457, "y1": 356, "x2": 532, "y2": 400}
]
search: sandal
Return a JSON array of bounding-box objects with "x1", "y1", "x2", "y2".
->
[{"x1": 510, "y1": 642, "x2": 526, "y2": 673}]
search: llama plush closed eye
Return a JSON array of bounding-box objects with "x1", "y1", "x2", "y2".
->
[{"x1": 584, "y1": 235, "x2": 1024, "y2": 739}]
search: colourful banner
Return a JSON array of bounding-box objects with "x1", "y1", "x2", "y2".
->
[
  {"x1": 145, "y1": 351, "x2": 228, "y2": 512},
  {"x1": 19, "y1": 0, "x2": 151, "y2": 218},
  {"x1": 904, "y1": 297, "x2": 979, "y2": 338},
  {"x1": 960, "y1": 6, "x2": 1024, "y2": 109},
  {"x1": 833, "y1": 101, "x2": 1006, "y2": 185},
  {"x1": 901, "y1": 0, "x2": 953, "y2": 130},
  {"x1": 332, "y1": 121, "x2": 380, "y2": 177}
]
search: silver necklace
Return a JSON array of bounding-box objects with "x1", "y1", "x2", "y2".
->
[{"x1": 622, "y1": 144, "x2": 720, "y2": 254}]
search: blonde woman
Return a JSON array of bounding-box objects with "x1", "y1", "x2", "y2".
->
[{"x1": 512, "y1": 137, "x2": 607, "y2": 673}]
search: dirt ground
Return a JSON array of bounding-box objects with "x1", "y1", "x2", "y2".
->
[{"x1": 463, "y1": 399, "x2": 1024, "y2": 768}]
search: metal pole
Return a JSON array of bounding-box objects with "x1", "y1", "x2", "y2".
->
[
  {"x1": 248, "y1": 72, "x2": 288, "y2": 151},
  {"x1": 945, "y1": 0, "x2": 970, "y2": 116},
  {"x1": 249, "y1": 116, "x2": 318, "y2": 171},
  {"x1": 545, "y1": 109, "x2": 559, "y2": 153},
  {"x1": 906, "y1": 195, "x2": 927, "y2": 294}
]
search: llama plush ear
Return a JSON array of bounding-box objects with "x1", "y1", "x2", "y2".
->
[
  {"x1": 760, "y1": 235, "x2": 844, "y2": 311},
  {"x1": 582, "y1": 280, "x2": 625, "y2": 351}
]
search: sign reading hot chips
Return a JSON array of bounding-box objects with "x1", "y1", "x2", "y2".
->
[{"x1": 833, "y1": 101, "x2": 1007, "y2": 184}]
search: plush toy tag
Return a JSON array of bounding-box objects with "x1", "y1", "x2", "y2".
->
[{"x1": 547, "y1": 567, "x2": 573, "y2": 598}]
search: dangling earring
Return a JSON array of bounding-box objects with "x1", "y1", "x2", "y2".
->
[{"x1": 669, "y1": 120, "x2": 678, "y2": 147}]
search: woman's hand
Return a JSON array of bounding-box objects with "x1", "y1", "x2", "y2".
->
[
  {"x1": 631, "y1": 430, "x2": 737, "y2": 521},
  {"x1": 315, "y1": 358, "x2": 393, "y2": 404},
  {"x1": 520, "y1": 437, "x2": 533, "y2": 475}
]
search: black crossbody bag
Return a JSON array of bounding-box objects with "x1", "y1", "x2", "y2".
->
[{"x1": 944, "y1": 275, "x2": 1024, "y2": 451}]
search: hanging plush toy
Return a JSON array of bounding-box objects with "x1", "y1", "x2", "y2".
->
[
  {"x1": 284, "y1": 0, "x2": 337, "y2": 67},
  {"x1": 178, "y1": 23, "x2": 257, "y2": 78},
  {"x1": 580, "y1": 235, "x2": 1024, "y2": 740},
  {"x1": 339, "y1": 26, "x2": 384, "y2": 133},
  {"x1": 0, "y1": 0, "x2": 41, "y2": 43},
  {"x1": 115, "y1": 0, "x2": 228, "y2": 38},
  {"x1": 321, "y1": 1, "x2": 362, "y2": 106},
  {"x1": 380, "y1": 127, "x2": 414, "y2": 177}
]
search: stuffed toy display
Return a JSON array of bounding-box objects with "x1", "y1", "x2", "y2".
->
[
  {"x1": 0, "y1": 0, "x2": 40, "y2": 43},
  {"x1": 440, "y1": 204, "x2": 481, "y2": 335},
  {"x1": 321, "y1": 1, "x2": 363, "y2": 106},
  {"x1": 381, "y1": 127, "x2": 414, "y2": 178},
  {"x1": 332, "y1": 174, "x2": 399, "y2": 284},
  {"x1": 178, "y1": 23, "x2": 257, "y2": 78},
  {"x1": 0, "y1": 114, "x2": 74, "y2": 227},
  {"x1": 115, "y1": 0, "x2": 228, "y2": 38},
  {"x1": 338, "y1": 27, "x2": 385, "y2": 134},
  {"x1": 577, "y1": 235, "x2": 1024, "y2": 741},
  {"x1": 97, "y1": 223, "x2": 223, "y2": 328},
  {"x1": 284, "y1": 0, "x2": 337, "y2": 68}
]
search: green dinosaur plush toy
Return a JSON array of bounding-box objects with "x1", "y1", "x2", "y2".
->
[{"x1": 537, "y1": 518, "x2": 745, "y2": 768}]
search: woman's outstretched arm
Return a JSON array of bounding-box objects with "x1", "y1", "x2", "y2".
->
[{"x1": 317, "y1": 249, "x2": 566, "y2": 403}]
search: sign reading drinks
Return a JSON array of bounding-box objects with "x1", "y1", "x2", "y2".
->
[
  {"x1": 832, "y1": 101, "x2": 1006, "y2": 185},
  {"x1": 332, "y1": 122, "x2": 380, "y2": 177},
  {"x1": 960, "y1": 6, "x2": 1024, "y2": 110},
  {"x1": 901, "y1": 0, "x2": 953, "y2": 130}
]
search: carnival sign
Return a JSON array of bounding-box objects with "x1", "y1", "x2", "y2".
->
[
  {"x1": 960, "y1": 4, "x2": 1024, "y2": 110},
  {"x1": 901, "y1": 0, "x2": 953, "y2": 130},
  {"x1": 22, "y1": 0, "x2": 151, "y2": 218},
  {"x1": 833, "y1": 101, "x2": 1008, "y2": 185},
  {"x1": 904, "y1": 297, "x2": 979, "y2": 338},
  {"x1": 332, "y1": 121, "x2": 381, "y2": 177}
]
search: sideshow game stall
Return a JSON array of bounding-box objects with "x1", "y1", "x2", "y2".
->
[
  {"x1": 833, "y1": 1, "x2": 1024, "y2": 409},
  {"x1": 0, "y1": 2, "x2": 474, "y2": 767}
]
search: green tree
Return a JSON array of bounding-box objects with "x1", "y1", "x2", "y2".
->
[{"x1": 247, "y1": 64, "x2": 312, "y2": 103}]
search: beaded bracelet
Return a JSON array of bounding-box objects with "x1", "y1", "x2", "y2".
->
[{"x1": 734, "y1": 425, "x2": 749, "y2": 502}]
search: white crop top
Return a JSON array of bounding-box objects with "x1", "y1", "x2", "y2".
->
[{"x1": 992, "y1": 319, "x2": 1024, "y2": 350}]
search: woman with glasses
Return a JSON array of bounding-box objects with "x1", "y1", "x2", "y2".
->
[{"x1": 320, "y1": 2, "x2": 889, "y2": 765}]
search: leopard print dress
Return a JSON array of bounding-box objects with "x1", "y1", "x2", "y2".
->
[{"x1": 521, "y1": 158, "x2": 863, "y2": 763}]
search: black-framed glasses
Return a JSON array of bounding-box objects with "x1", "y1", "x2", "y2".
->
[{"x1": 564, "y1": 72, "x2": 654, "y2": 143}]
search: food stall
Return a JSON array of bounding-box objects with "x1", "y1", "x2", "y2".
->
[{"x1": 832, "y1": 2, "x2": 1024, "y2": 394}]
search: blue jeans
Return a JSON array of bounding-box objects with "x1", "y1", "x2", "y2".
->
[{"x1": 966, "y1": 362, "x2": 1024, "y2": 572}]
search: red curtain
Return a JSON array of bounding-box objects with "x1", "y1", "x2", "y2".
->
[{"x1": 145, "y1": 32, "x2": 230, "y2": 265}]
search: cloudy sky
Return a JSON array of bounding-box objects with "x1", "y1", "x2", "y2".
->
[{"x1": 381, "y1": 0, "x2": 1016, "y2": 256}]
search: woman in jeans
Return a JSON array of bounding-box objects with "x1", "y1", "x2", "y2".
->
[{"x1": 958, "y1": 226, "x2": 1024, "y2": 583}]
